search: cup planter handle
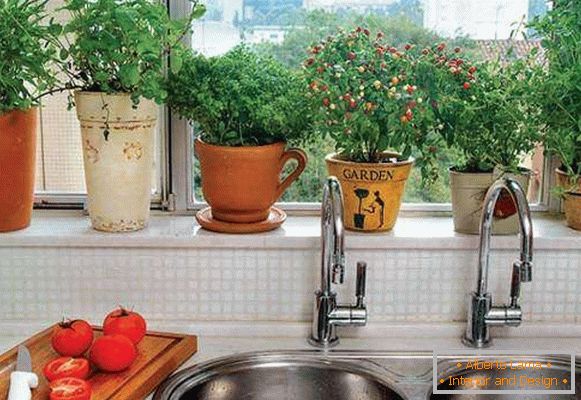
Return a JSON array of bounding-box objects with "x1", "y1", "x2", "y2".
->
[{"x1": 276, "y1": 148, "x2": 307, "y2": 199}]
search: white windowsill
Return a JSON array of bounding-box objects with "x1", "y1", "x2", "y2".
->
[{"x1": 0, "y1": 210, "x2": 580, "y2": 250}]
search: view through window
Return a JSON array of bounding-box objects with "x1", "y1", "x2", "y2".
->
[{"x1": 191, "y1": 0, "x2": 548, "y2": 205}]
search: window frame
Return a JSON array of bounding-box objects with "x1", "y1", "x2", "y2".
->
[
  {"x1": 33, "y1": 106, "x2": 170, "y2": 211},
  {"x1": 34, "y1": 0, "x2": 561, "y2": 215}
]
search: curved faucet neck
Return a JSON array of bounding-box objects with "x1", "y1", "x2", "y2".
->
[
  {"x1": 321, "y1": 178, "x2": 345, "y2": 295},
  {"x1": 476, "y1": 177, "x2": 533, "y2": 296}
]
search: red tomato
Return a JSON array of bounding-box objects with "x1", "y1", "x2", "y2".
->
[
  {"x1": 52, "y1": 320, "x2": 94, "y2": 357},
  {"x1": 43, "y1": 357, "x2": 90, "y2": 382},
  {"x1": 103, "y1": 308, "x2": 147, "y2": 344},
  {"x1": 89, "y1": 334, "x2": 137, "y2": 372},
  {"x1": 49, "y1": 377, "x2": 91, "y2": 400}
]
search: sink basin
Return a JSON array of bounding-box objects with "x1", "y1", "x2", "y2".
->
[
  {"x1": 432, "y1": 357, "x2": 580, "y2": 399},
  {"x1": 154, "y1": 351, "x2": 406, "y2": 400}
]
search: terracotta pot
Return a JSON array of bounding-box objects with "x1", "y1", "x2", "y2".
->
[
  {"x1": 196, "y1": 139, "x2": 307, "y2": 223},
  {"x1": 450, "y1": 167, "x2": 531, "y2": 235},
  {"x1": 555, "y1": 168, "x2": 581, "y2": 230},
  {"x1": 325, "y1": 153, "x2": 413, "y2": 232},
  {"x1": 75, "y1": 92, "x2": 157, "y2": 232},
  {"x1": 0, "y1": 108, "x2": 37, "y2": 232}
]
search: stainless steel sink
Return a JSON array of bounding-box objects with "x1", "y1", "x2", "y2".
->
[
  {"x1": 153, "y1": 351, "x2": 432, "y2": 400},
  {"x1": 154, "y1": 351, "x2": 579, "y2": 400},
  {"x1": 432, "y1": 356, "x2": 580, "y2": 399}
]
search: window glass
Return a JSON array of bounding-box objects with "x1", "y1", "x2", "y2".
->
[{"x1": 191, "y1": 0, "x2": 547, "y2": 204}]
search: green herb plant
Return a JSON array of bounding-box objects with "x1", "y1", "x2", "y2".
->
[
  {"x1": 303, "y1": 27, "x2": 440, "y2": 168},
  {"x1": 61, "y1": 0, "x2": 206, "y2": 105},
  {"x1": 0, "y1": 0, "x2": 62, "y2": 114},
  {"x1": 530, "y1": 0, "x2": 581, "y2": 190},
  {"x1": 422, "y1": 43, "x2": 541, "y2": 173},
  {"x1": 168, "y1": 45, "x2": 311, "y2": 146}
]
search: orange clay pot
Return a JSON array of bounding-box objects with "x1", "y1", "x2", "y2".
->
[
  {"x1": 0, "y1": 108, "x2": 37, "y2": 232},
  {"x1": 195, "y1": 139, "x2": 307, "y2": 223}
]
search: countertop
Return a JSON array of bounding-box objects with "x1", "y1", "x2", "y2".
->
[
  {"x1": 2, "y1": 332, "x2": 579, "y2": 399},
  {"x1": 149, "y1": 335, "x2": 581, "y2": 399}
]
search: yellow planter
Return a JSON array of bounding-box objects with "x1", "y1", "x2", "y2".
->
[{"x1": 326, "y1": 153, "x2": 413, "y2": 232}]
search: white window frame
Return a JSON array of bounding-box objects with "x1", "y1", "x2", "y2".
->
[
  {"x1": 35, "y1": 0, "x2": 562, "y2": 215},
  {"x1": 34, "y1": 107, "x2": 170, "y2": 211}
]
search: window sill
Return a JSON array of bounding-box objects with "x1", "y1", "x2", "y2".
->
[{"x1": 0, "y1": 210, "x2": 579, "y2": 250}]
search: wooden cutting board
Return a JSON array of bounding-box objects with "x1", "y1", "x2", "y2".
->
[{"x1": 0, "y1": 325, "x2": 198, "y2": 399}]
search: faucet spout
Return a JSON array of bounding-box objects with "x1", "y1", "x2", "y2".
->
[
  {"x1": 320, "y1": 178, "x2": 345, "y2": 294},
  {"x1": 310, "y1": 177, "x2": 368, "y2": 348},
  {"x1": 464, "y1": 176, "x2": 534, "y2": 348}
]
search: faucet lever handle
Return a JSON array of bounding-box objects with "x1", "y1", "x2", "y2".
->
[{"x1": 356, "y1": 261, "x2": 367, "y2": 306}]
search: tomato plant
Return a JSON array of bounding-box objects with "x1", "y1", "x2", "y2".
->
[
  {"x1": 103, "y1": 307, "x2": 147, "y2": 344},
  {"x1": 303, "y1": 27, "x2": 434, "y2": 164},
  {"x1": 417, "y1": 42, "x2": 541, "y2": 174},
  {"x1": 89, "y1": 334, "x2": 137, "y2": 372},
  {"x1": 43, "y1": 357, "x2": 90, "y2": 382},
  {"x1": 52, "y1": 320, "x2": 94, "y2": 357},
  {"x1": 49, "y1": 377, "x2": 91, "y2": 400}
]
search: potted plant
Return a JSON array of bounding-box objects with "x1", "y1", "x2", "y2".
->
[
  {"x1": 303, "y1": 27, "x2": 437, "y2": 232},
  {"x1": 167, "y1": 46, "x2": 309, "y2": 233},
  {"x1": 425, "y1": 44, "x2": 540, "y2": 234},
  {"x1": 61, "y1": 0, "x2": 205, "y2": 232},
  {"x1": 0, "y1": 0, "x2": 62, "y2": 232},
  {"x1": 530, "y1": 0, "x2": 581, "y2": 230}
]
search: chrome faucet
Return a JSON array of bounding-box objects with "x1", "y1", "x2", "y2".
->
[
  {"x1": 463, "y1": 177, "x2": 533, "y2": 348},
  {"x1": 309, "y1": 177, "x2": 368, "y2": 348}
]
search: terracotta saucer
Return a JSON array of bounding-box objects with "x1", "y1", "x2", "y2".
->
[{"x1": 196, "y1": 207, "x2": 287, "y2": 234}]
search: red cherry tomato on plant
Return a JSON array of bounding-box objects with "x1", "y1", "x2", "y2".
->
[
  {"x1": 89, "y1": 334, "x2": 137, "y2": 372},
  {"x1": 463, "y1": 82, "x2": 471, "y2": 90},
  {"x1": 43, "y1": 357, "x2": 90, "y2": 382},
  {"x1": 49, "y1": 377, "x2": 91, "y2": 400},
  {"x1": 103, "y1": 307, "x2": 147, "y2": 344},
  {"x1": 52, "y1": 320, "x2": 94, "y2": 357}
]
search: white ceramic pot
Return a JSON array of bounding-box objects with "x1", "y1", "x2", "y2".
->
[
  {"x1": 75, "y1": 91, "x2": 157, "y2": 232},
  {"x1": 450, "y1": 168, "x2": 531, "y2": 235}
]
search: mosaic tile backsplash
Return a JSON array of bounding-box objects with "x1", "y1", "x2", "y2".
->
[{"x1": 0, "y1": 246, "x2": 579, "y2": 325}]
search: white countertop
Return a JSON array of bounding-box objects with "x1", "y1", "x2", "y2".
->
[
  {"x1": 1, "y1": 212, "x2": 580, "y2": 250},
  {"x1": 2, "y1": 328, "x2": 580, "y2": 399}
]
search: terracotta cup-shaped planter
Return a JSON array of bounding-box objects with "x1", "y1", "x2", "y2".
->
[
  {"x1": 75, "y1": 92, "x2": 157, "y2": 232},
  {"x1": 326, "y1": 153, "x2": 413, "y2": 232},
  {"x1": 450, "y1": 168, "x2": 531, "y2": 235},
  {"x1": 196, "y1": 139, "x2": 307, "y2": 223},
  {"x1": 556, "y1": 168, "x2": 581, "y2": 231},
  {"x1": 0, "y1": 108, "x2": 37, "y2": 232}
]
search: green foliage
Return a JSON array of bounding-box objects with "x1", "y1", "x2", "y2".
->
[
  {"x1": 529, "y1": 0, "x2": 581, "y2": 182},
  {"x1": 421, "y1": 44, "x2": 541, "y2": 173},
  {"x1": 0, "y1": 0, "x2": 62, "y2": 113},
  {"x1": 303, "y1": 28, "x2": 441, "y2": 171},
  {"x1": 255, "y1": 10, "x2": 446, "y2": 68},
  {"x1": 61, "y1": 0, "x2": 206, "y2": 104},
  {"x1": 168, "y1": 45, "x2": 311, "y2": 146}
]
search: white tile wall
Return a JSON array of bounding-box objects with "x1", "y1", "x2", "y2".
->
[{"x1": 0, "y1": 246, "x2": 579, "y2": 326}]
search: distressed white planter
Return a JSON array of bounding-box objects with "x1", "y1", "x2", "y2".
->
[
  {"x1": 75, "y1": 92, "x2": 157, "y2": 232},
  {"x1": 450, "y1": 168, "x2": 531, "y2": 235}
]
